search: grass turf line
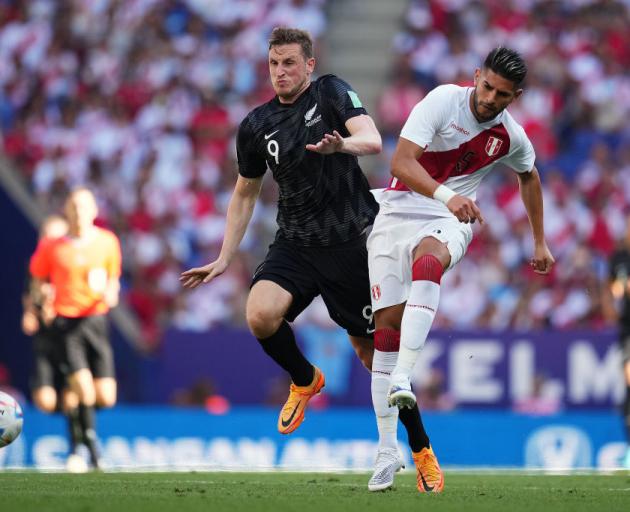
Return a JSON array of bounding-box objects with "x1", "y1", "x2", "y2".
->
[{"x1": 1, "y1": 472, "x2": 629, "y2": 512}]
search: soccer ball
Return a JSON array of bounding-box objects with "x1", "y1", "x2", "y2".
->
[{"x1": 0, "y1": 391, "x2": 23, "y2": 448}]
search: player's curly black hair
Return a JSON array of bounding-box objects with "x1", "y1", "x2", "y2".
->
[{"x1": 483, "y1": 47, "x2": 527, "y2": 87}]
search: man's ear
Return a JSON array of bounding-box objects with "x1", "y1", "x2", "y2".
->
[{"x1": 473, "y1": 68, "x2": 481, "y2": 86}]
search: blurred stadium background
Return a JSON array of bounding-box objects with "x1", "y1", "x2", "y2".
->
[{"x1": 0, "y1": 0, "x2": 629, "y2": 471}]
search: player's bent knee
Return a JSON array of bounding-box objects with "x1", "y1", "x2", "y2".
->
[
  {"x1": 96, "y1": 395, "x2": 116, "y2": 408},
  {"x1": 33, "y1": 387, "x2": 57, "y2": 413},
  {"x1": 69, "y1": 370, "x2": 96, "y2": 405},
  {"x1": 62, "y1": 389, "x2": 79, "y2": 411},
  {"x1": 94, "y1": 378, "x2": 117, "y2": 408},
  {"x1": 246, "y1": 307, "x2": 283, "y2": 339},
  {"x1": 374, "y1": 304, "x2": 405, "y2": 332}
]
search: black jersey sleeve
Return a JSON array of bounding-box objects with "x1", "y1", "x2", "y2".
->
[
  {"x1": 320, "y1": 75, "x2": 368, "y2": 124},
  {"x1": 236, "y1": 117, "x2": 267, "y2": 178}
]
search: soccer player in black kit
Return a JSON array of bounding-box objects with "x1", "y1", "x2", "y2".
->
[
  {"x1": 608, "y1": 215, "x2": 630, "y2": 468},
  {"x1": 181, "y1": 27, "x2": 428, "y2": 489}
]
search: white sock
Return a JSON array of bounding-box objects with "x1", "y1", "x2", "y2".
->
[
  {"x1": 371, "y1": 349, "x2": 399, "y2": 450},
  {"x1": 393, "y1": 280, "x2": 440, "y2": 379}
]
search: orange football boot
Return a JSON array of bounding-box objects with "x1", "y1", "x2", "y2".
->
[
  {"x1": 412, "y1": 446, "x2": 445, "y2": 493},
  {"x1": 277, "y1": 366, "x2": 325, "y2": 434}
]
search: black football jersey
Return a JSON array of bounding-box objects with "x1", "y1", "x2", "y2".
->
[
  {"x1": 236, "y1": 74, "x2": 378, "y2": 246},
  {"x1": 610, "y1": 248, "x2": 630, "y2": 333}
]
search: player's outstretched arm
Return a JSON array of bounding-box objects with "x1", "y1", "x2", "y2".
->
[
  {"x1": 180, "y1": 176, "x2": 263, "y2": 289},
  {"x1": 305, "y1": 115, "x2": 381, "y2": 156},
  {"x1": 517, "y1": 167, "x2": 554, "y2": 274},
  {"x1": 391, "y1": 137, "x2": 484, "y2": 225}
]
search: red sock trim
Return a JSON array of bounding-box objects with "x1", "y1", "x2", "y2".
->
[
  {"x1": 374, "y1": 328, "x2": 400, "y2": 352},
  {"x1": 411, "y1": 255, "x2": 443, "y2": 284}
]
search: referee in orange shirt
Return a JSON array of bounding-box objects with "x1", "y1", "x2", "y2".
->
[{"x1": 30, "y1": 187, "x2": 122, "y2": 469}]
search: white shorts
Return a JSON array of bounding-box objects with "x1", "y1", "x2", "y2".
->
[{"x1": 367, "y1": 212, "x2": 473, "y2": 312}]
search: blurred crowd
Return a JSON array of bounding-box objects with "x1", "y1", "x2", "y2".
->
[
  {"x1": 0, "y1": 0, "x2": 327, "y2": 346},
  {"x1": 1, "y1": 0, "x2": 629, "y2": 349},
  {"x1": 374, "y1": 0, "x2": 630, "y2": 331}
]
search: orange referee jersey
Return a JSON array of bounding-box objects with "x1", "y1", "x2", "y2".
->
[{"x1": 30, "y1": 227, "x2": 122, "y2": 318}]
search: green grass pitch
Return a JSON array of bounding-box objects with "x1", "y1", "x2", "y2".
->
[{"x1": 1, "y1": 471, "x2": 629, "y2": 512}]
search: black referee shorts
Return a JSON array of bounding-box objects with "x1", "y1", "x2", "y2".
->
[
  {"x1": 30, "y1": 328, "x2": 66, "y2": 391},
  {"x1": 52, "y1": 315, "x2": 115, "y2": 379},
  {"x1": 251, "y1": 235, "x2": 374, "y2": 338}
]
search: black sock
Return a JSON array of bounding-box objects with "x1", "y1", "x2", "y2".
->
[
  {"x1": 65, "y1": 408, "x2": 82, "y2": 455},
  {"x1": 257, "y1": 320, "x2": 313, "y2": 386},
  {"x1": 78, "y1": 404, "x2": 100, "y2": 466},
  {"x1": 398, "y1": 399, "x2": 431, "y2": 453}
]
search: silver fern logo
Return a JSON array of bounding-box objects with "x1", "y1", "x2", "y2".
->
[
  {"x1": 304, "y1": 103, "x2": 321, "y2": 127},
  {"x1": 304, "y1": 103, "x2": 317, "y2": 121}
]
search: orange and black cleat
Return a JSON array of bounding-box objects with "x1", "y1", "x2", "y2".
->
[
  {"x1": 412, "y1": 446, "x2": 445, "y2": 493},
  {"x1": 277, "y1": 366, "x2": 325, "y2": 435}
]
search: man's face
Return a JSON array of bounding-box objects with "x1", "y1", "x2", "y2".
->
[
  {"x1": 64, "y1": 190, "x2": 98, "y2": 231},
  {"x1": 268, "y1": 43, "x2": 315, "y2": 102},
  {"x1": 471, "y1": 68, "x2": 522, "y2": 122}
]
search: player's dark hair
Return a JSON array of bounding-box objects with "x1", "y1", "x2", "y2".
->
[
  {"x1": 268, "y1": 27, "x2": 314, "y2": 59},
  {"x1": 483, "y1": 47, "x2": 527, "y2": 87}
]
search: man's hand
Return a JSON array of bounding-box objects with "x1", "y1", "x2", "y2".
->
[
  {"x1": 180, "y1": 258, "x2": 229, "y2": 289},
  {"x1": 531, "y1": 242, "x2": 555, "y2": 274},
  {"x1": 306, "y1": 131, "x2": 344, "y2": 154},
  {"x1": 22, "y1": 310, "x2": 39, "y2": 335},
  {"x1": 446, "y1": 195, "x2": 485, "y2": 225}
]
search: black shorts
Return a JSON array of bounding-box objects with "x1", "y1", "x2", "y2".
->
[
  {"x1": 251, "y1": 235, "x2": 374, "y2": 338},
  {"x1": 30, "y1": 328, "x2": 66, "y2": 390},
  {"x1": 52, "y1": 315, "x2": 115, "y2": 379}
]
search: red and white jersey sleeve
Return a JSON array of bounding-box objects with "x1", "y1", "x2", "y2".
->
[{"x1": 378, "y1": 84, "x2": 535, "y2": 216}]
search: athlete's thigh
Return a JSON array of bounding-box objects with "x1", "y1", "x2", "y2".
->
[
  {"x1": 250, "y1": 239, "x2": 319, "y2": 321},
  {"x1": 368, "y1": 213, "x2": 472, "y2": 313},
  {"x1": 367, "y1": 212, "x2": 421, "y2": 314},
  {"x1": 410, "y1": 217, "x2": 472, "y2": 271},
  {"x1": 311, "y1": 237, "x2": 374, "y2": 338},
  {"x1": 247, "y1": 280, "x2": 294, "y2": 320}
]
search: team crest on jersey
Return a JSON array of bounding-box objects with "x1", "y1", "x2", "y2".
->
[
  {"x1": 371, "y1": 284, "x2": 381, "y2": 301},
  {"x1": 304, "y1": 103, "x2": 321, "y2": 127},
  {"x1": 485, "y1": 136, "x2": 503, "y2": 156}
]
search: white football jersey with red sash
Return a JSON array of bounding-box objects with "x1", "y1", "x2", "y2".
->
[{"x1": 378, "y1": 84, "x2": 535, "y2": 216}]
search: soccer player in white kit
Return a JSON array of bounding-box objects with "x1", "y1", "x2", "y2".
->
[{"x1": 367, "y1": 48, "x2": 555, "y2": 492}]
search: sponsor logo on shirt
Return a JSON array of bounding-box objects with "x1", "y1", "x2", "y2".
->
[
  {"x1": 450, "y1": 122, "x2": 470, "y2": 136},
  {"x1": 371, "y1": 284, "x2": 381, "y2": 301}
]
